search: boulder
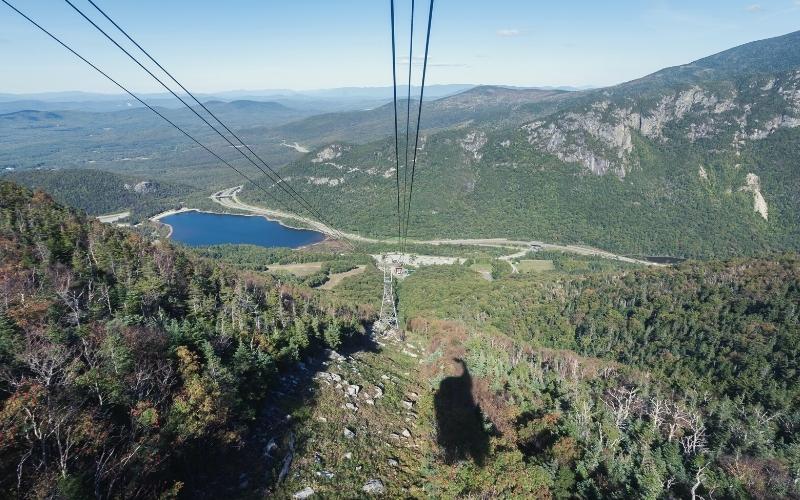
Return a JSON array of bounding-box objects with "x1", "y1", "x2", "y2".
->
[
  {"x1": 326, "y1": 349, "x2": 346, "y2": 362},
  {"x1": 132, "y1": 180, "x2": 157, "y2": 194},
  {"x1": 362, "y1": 479, "x2": 385, "y2": 495},
  {"x1": 292, "y1": 487, "x2": 315, "y2": 499}
]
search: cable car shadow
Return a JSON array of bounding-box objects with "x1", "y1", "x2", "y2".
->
[{"x1": 434, "y1": 358, "x2": 490, "y2": 466}]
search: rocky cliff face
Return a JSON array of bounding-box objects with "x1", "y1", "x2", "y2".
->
[
  {"x1": 521, "y1": 70, "x2": 800, "y2": 178},
  {"x1": 123, "y1": 180, "x2": 158, "y2": 194}
]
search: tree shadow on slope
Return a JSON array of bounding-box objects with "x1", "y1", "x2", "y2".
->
[
  {"x1": 179, "y1": 333, "x2": 381, "y2": 498},
  {"x1": 434, "y1": 358, "x2": 490, "y2": 466}
]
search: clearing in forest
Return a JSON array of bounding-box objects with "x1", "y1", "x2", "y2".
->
[
  {"x1": 319, "y1": 265, "x2": 367, "y2": 290},
  {"x1": 516, "y1": 259, "x2": 555, "y2": 273},
  {"x1": 265, "y1": 262, "x2": 324, "y2": 277}
]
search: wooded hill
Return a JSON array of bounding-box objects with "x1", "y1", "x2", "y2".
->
[
  {"x1": 0, "y1": 181, "x2": 366, "y2": 498},
  {"x1": 4, "y1": 169, "x2": 195, "y2": 223},
  {"x1": 397, "y1": 254, "x2": 800, "y2": 497}
]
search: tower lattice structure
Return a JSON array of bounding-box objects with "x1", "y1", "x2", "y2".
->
[{"x1": 377, "y1": 260, "x2": 399, "y2": 333}]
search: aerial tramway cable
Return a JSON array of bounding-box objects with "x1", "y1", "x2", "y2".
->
[
  {"x1": 390, "y1": 0, "x2": 403, "y2": 246},
  {"x1": 401, "y1": 0, "x2": 434, "y2": 253},
  {"x1": 82, "y1": 0, "x2": 347, "y2": 246},
  {"x1": 1, "y1": 0, "x2": 354, "y2": 250},
  {"x1": 62, "y1": 0, "x2": 356, "y2": 250},
  {"x1": 401, "y1": 0, "x2": 415, "y2": 255}
]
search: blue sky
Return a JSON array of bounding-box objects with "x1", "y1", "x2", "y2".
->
[{"x1": 2, "y1": 0, "x2": 800, "y2": 93}]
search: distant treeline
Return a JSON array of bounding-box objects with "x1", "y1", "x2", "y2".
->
[{"x1": 3, "y1": 168, "x2": 195, "y2": 223}]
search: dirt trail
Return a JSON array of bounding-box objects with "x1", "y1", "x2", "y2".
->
[
  {"x1": 210, "y1": 186, "x2": 663, "y2": 267},
  {"x1": 96, "y1": 211, "x2": 130, "y2": 223},
  {"x1": 498, "y1": 247, "x2": 528, "y2": 273},
  {"x1": 319, "y1": 265, "x2": 367, "y2": 290}
]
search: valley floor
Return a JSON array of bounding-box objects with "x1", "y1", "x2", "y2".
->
[{"x1": 206, "y1": 186, "x2": 661, "y2": 267}]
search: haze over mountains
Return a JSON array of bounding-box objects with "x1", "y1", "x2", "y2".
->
[
  {"x1": 3, "y1": 30, "x2": 800, "y2": 257},
  {"x1": 0, "y1": 84, "x2": 479, "y2": 114}
]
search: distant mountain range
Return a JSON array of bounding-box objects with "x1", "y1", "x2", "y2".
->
[
  {"x1": 241, "y1": 30, "x2": 800, "y2": 258},
  {"x1": 0, "y1": 84, "x2": 480, "y2": 114},
  {"x1": 3, "y1": 31, "x2": 800, "y2": 258},
  {"x1": 0, "y1": 84, "x2": 476, "y2": 102},
  {"x1": 0, "y1": 84, "x2": 592, "y2": 115}
]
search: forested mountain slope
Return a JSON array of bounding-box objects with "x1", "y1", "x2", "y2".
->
[
  {"x1": 4, "y1": 168, "x2": 196, "y2": 223},
  {"x1": 621, "y1": 29, "x2": 800, "y2": 92},
  {"x1": 0, "y1": 100, "x2": 312, "y2": 174},
  {"x1": 1, "y1": 181, "x2": 798, "y2": 498},
  {"x1": 0, "y1": 181, "x2": 365, "y2": 498},
  {"x1": 245, "y1": 30, "x2": 800, "y2": 258},
  {"x1": 395, "y1": 255, "x2": 800, "y2": 498}
]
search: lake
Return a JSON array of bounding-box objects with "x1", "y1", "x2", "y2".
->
[{"x1": 160, "y1": 211, "x2": 325, "y2": 248}]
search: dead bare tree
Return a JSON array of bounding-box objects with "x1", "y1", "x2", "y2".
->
[
  {"x1": 20, "y1": 333, "x2": 72, "y2": 389},
  {"x1": 53, "y1": 269, "x2": 85, "y2": 327},
  {"x1": 595, "y1": 420, "x2": 620, "y2": 450},
  {"x1": 53, "y1": 406, "x2": 80, "y2": 478},
  {"x1": 602, "y1": 386, "x2": 641, "y2": 430},
  {"x1": 681, "y1": 413, "x2": 707, "y2": 456},
  {"x1": 691, "y1": 463, "x2": 709, "y2": 500},
  {"x1": 666, "y1": 402, "x2": 692, "y2": 442},
  {"x1": 649, "y1": 397, "x2": 667, "y2": 430},
  {"x1": 574, "y1": 400, "x2": 593, "y2": 440}
]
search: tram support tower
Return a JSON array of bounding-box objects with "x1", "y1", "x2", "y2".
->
[{"x1": 376, "y1": 257, "x2": 400, "y2": 335}]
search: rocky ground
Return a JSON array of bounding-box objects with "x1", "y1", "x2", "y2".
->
[
  {"x1": 272, "y1": 334, "x2": 430, "y2": 498},
  {"x1": 213, "y1": 332, "x2": 436, "y2": 498},
  {"x1": 187, "y1": 321, "x2": 504, "y2": 499}
]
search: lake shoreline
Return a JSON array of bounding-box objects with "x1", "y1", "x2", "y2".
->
[
  {"x1": 151, "y1": 208, "x2": 328, "y2": 248},
  {"x1": 150, "y1": 207, "x2": 195, "y2": 239},
  {"x1": 150, "y1": 206, "x2": 330, "y2": 242}
]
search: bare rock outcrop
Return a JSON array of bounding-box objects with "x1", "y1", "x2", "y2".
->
[{"x1": 739, "y1": 173, "x2": 769, "y2": 221}]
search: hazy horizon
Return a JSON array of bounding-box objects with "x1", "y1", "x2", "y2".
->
[
  {"x1": 2, "y1": 1, "x2": 800, "y2": 94},
  {"x1": 0, "y1": 83, "x2": 594, "y2": 99}
]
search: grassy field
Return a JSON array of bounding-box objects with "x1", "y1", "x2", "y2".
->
[
  {"x1": 515, "y1": 259, "x2": 555, "y2": 273},
  {"x1": 319, "y1": 265, "x2": 367, "y2": 290},
  {"x1": 265, "y1": 262, "x2": 323, "y2": 277}
]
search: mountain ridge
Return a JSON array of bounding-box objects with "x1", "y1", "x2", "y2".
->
[{"x1": 239, "y1": 29, "x2": 800, "y2": 258}]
